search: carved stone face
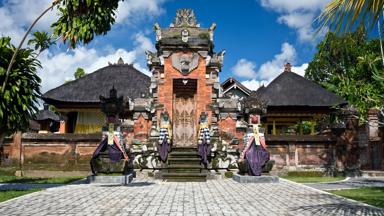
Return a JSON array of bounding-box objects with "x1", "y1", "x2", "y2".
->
[{"x1": 171, "y1": 53, "x2": 199, "y2": 75}]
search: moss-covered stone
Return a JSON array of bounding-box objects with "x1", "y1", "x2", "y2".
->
[{"x1": 224, "y1": 171, "x2": 233, "y2": 178}]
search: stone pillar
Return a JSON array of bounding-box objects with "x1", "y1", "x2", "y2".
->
[
  {"x1": 288, "y1": 142, "x2": 297, "y2": 169},
  {"x1": 368, "y1": 108, "x2": 380, "y2": 142},
  {"x1": 10, "y1": 132, "x2": 22, "y2": 165}
]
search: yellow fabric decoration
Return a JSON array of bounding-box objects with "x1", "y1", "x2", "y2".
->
[{"x1": 74, "y1": 111, "x2": 104, "y2": 134}]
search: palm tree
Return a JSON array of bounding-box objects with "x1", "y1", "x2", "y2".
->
[
  {"x1": 27, "y1": 31, "x2": 56, "y2": 58},
  {"x1": 318, "y1": 0, "x2": 384, "y2": 33}
]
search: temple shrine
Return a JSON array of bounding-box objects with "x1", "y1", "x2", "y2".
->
[{"x1": 39, "y1": 9, "x2": 359, "y2": 181}]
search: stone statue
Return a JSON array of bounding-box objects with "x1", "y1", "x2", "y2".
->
[
  {"x1": 197, "y1": 112, "x2": 211, "y2": 166},
  {"x1": 239, "y1": 115, "x2": 270, "y2": 176},
  {"x1": 90, "y1": 88, "x2": 131, "y2": 175},
  {"x1": 154, "y1": 23, "x2": 162, "y2": 41},
  {"x1": 157, "y1": 110, "x2": 172, "y2": 162}
]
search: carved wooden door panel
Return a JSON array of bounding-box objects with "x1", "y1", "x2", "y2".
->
[{"x1": 173, "y1": 96, "x2": 196, "y2": 147}]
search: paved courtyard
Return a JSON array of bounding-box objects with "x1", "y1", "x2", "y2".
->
[{"x1": 0, "y1": 178, "x2": 383, "y2": 216}]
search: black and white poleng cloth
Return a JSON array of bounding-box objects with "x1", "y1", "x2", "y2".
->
[{"x1": 198, "y1": 126, "x2": 210, "y2": 144}]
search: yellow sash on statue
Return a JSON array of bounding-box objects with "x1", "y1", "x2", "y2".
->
[
  {"x1": 161, "y1": 123, "x2": 172, "y2": 140},
  {"x1": 197, "y1": 123, "x2": 208, "y2": 140}
]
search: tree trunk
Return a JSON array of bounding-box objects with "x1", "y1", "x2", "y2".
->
[{"x1": 1, "y1": 0, "x2": 61, "y2": 93}]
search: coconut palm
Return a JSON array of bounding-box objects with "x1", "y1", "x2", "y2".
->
[
  {"x1": 318, "y1": 0, "x2": 384, "y2": 33},
  {"x1": 27, "y1": 31, "x2": 56, "y2": 58}
]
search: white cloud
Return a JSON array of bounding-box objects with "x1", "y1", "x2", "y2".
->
[
  {"x1": 260, "y1": 0, "x2": 328, "y2": 13},
  {"x1": 38, "y1": 33, "x2": 153, "y2": 93},
  {"x1": 115, "y1": 0, "x2": 166, "y2": 24},
  {"x1": 292, "y1": 63, "x2": 308, "y2": 77},
  {"x1": 238, "y1": 42, "x2": 308, "y2": 89},
  {"x1": 258, "y1": 42, "x2": 296, "y2": 81},
  {"x1": 0, "y1": 0, "x2": 57, "y2": 44},
  {"x1": 231, "y1": 59, "x2": 257, "y2": 79},
  {"x1": 258, "y1": 0, "x2": 331, "y2": 42},
  {"x1": 241, "y1": 79, "x2": 268, "y2": 91},
  {"x1": 0, "y1": 0, "x2": 167, "y2": 44}
]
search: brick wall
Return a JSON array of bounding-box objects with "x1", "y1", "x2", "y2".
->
[
  {"x1": 1, "y1": 133, "x2": 99, "y2": 171},
  {"x1": 218, "y1": 116, "x2": 245, "y2": 149},
  {"x1": 133, "y1": 114, "x2": 151, "y2": 142},
  {"x1": 265, "y1": 135, "x2": 336, "y2": 170}
]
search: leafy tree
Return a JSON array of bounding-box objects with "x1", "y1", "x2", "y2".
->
[
  {"x1": 2, "y1": 0, "x2": 121, "y2": 92},
  {"x1": 74, "y1": 67, "x2": 86, "y2": 79},
  {"x1": 305, "y1": 29, "x2": 384, "y2": 122},
  {"x1": 0, "y1": 37, "x2": 41, "y2": 146},
  {"x1": 0, "y1": 0, "x2": 122, "y2": 146},
  {"x1": 318, "y1": 0, "x2": 384, "y2": 33}
]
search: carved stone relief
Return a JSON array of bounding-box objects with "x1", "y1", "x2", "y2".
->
[{"x1": 171, "y1": 53, "x2": 199, "y2": 75}]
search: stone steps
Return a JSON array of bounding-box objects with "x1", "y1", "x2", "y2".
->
[{"x1": 162, "y1": 147, "x2": 207, "y2": 182}]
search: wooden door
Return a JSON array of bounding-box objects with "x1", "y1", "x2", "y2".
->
[{"x1": 173, "y1": 95, "x2": 196, "y2": 147}]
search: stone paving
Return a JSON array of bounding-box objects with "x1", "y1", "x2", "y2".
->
[
  {"x1": 306, "y1": 177, "x2": 384, "y2": 190},
  {"x1": 0, "y1": 178, "x2": 383, "y2": 216}
]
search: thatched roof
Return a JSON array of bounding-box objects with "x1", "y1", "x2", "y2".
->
[
  {"x1": 43, "y1": 64, "x2": 150, "y2": 104},
  {"x1": 256, "y1": 71, "x2": 347, "y2": 107}
]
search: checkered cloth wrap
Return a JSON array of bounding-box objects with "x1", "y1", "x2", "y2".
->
[
  {"x1": 158, "y1": 128, "x2": 170, "y2": 143},
  {"x1": 158, "y1": 127, "x2": 171, "y2": 162},
  {"x1": 198, "y1": 127, "x2": 210, "y2": 144}
]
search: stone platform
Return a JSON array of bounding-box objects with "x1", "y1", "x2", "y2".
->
[
  {"x1": 86, "y1": 174, "x2": 133, "y2": 185},
  {"x1": 233, "y1": 173, "x2": 279, "y2": 183}
]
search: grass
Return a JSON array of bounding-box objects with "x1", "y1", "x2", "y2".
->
[
  {"x1": 0, "y1": 169, "x2": 85, "y2": 184},
  {"x1": 282, "y1": 171, "x2": 346, "y2": 183},
  {"x1": 0, "y1": 188, "x2": 42, "y2": 202},
  {"x1": 0, "y1": 175, "x2": 85, "y2": 184},
  {"x1": 283, "y1": 176, "x2": 346, "y2": 183},
  {"x1": 329, "y1": 187, "x2": 384, "y2": 208}
]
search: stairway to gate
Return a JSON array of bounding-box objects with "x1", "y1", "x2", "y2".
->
[{"x1": 162, "y1": 147, "x2": 207, "y2": 182}]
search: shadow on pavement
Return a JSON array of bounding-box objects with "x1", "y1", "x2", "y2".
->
[{"x1": 287, "y1": 193, "x2": 384, "y2": 216}]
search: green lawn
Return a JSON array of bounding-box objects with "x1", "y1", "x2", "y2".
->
[
  {"x1": 0, "y1": 169, "x2": 85, "y2": 184},
  {"x1": 283, "y1": 176, "x2": 346, "y2": 183},
  {"x1": 0, "y1": 188, "x2": 42, "y2": 202},
  {"x1": 329, "y1": 187, "x2": 384, "y2": 208},
  {"x1": 0, "y1": 176, "x2": 85, "y2": 184}
]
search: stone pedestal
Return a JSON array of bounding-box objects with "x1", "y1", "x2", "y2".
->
[
  {"x1": 87, "y1": 174, "x2": 133, "y2": 185},
  {"x1": 232, "y1": 173, "x2": 279, "y2": 183}
]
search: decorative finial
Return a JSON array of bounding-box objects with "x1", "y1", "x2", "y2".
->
[
  {"x1": 117, "y1": 57, "x2": 124, "y2": 65},
  {"x1": 284, "y1": 63, "x2": 292, "y2": 72},
  {"x1": 173, "y1": 9, "x2": 198, "y2": 27}
]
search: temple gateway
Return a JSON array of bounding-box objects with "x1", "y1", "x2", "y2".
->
[{"x1": 35, "y1": 9, "x2": 380, "y2": 181}]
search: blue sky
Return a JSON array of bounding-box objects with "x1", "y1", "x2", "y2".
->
[{"x1": 0, "y1": 0, "x2": 335, "y2": 92}]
